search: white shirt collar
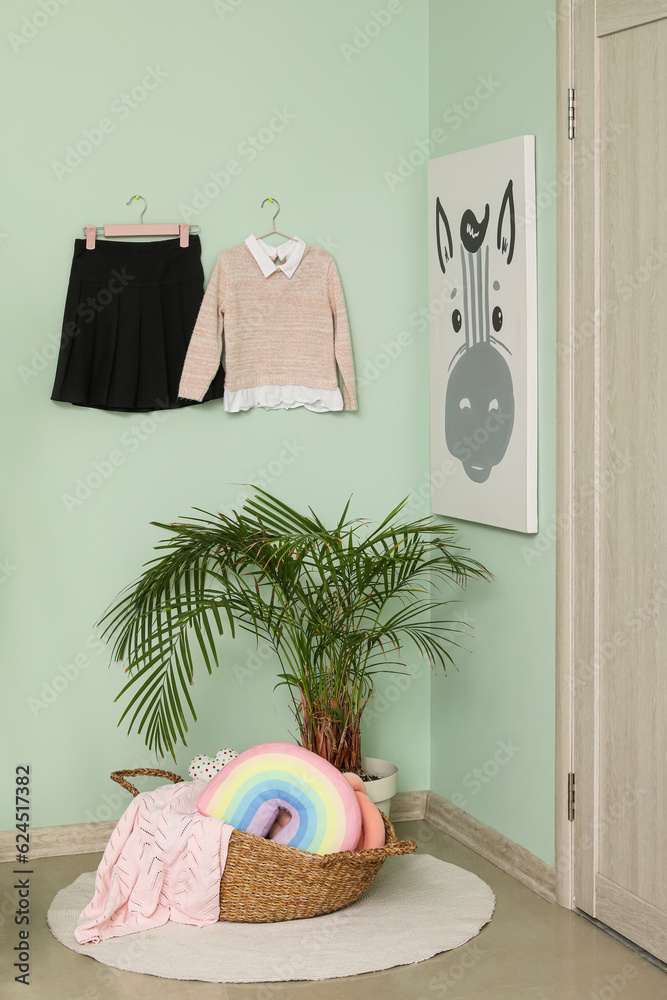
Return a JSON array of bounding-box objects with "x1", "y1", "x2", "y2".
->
[{"x1": 244, "y1": 234, "x2": 306, "y2": 278}]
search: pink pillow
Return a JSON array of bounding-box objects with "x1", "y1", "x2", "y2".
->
[
  {"x1": 343, "y1": 774, "x2": 386, "y2": 850},
  {"x1": 342, "y1": 772, "x2": 366, "y2": 795}
]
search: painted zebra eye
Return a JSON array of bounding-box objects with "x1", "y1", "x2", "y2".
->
[
  {"x1": 492, "y1": 306, "x2": 503, "y2": 332},
  {"x1": 459, "y1": 397, "x2": 471, "y2": 410},
  {"x1": 452, "y1": 309, "x2": 462, "y2": 333},
  {"x1": 488, "y1": 399, "x2": 499, "y2": 412}
]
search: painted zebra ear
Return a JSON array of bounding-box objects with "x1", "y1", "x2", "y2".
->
[
  {"x1": 436, "y1": 197, "x2": 454, "y2": 274},
  {"x1": 497, "y1": 179, "x2": 516, "y2": 264}
]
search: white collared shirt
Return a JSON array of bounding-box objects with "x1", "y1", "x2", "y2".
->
[{"x1": 244, "y1": 234, "x2": 306, "y2": 279}]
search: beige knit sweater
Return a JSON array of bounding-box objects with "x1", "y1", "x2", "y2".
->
[{"x1": 178, "y1": 243, "x2": 357, "y2": 410}]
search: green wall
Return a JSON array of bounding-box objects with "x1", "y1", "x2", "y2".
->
[
  {"x1": 0, "y1": 0, "x2": 431, "y2": 830},
  {"x1": 428, "y1": 0, "x2": 557, "y2": 865},
  {"x1": 1, "y1": 0, "x2": 557, "y2": 868}
]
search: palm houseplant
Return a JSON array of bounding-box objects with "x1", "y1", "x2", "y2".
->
[{"x1": 100, "y1": 489, "x2": 491, "y2": 775}]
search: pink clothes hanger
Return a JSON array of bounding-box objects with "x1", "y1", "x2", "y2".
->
[
  {"x1": 255, "y1": 198, "x2": 299, "y2": 244},
  {"x1": 83, "y1": 195, "x2": 199, "y2": 250}
]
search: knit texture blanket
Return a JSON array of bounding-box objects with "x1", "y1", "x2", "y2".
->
[{"x1": 74, "y1": 779, "x2": 232, "y2": 944}]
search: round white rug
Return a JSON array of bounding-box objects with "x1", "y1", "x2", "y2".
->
[{"x1": 47, "y1": 854, "x2": 495, "y2": 983}]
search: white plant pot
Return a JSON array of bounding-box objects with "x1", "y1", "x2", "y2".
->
[{"x1": 361, "y1": 756, "x2": 398, "y2": 818}]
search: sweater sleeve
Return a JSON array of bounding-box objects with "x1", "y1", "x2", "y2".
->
[
  {"x1": 178, "y1": 255, "x2": 225, "y2": 401},
  {"x1": 327, "y1": 258, "x2": 357, "y2": 411}
]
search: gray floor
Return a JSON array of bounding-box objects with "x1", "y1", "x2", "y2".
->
[{"x1": 1, "y1": 820, "x2": 666, "y2": 999}]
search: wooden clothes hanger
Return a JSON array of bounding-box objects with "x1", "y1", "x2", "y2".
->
[
  {"x1": 83, "y1": 195, "x2": 200, "y2": 250},
  {"x1": 255, "y1": 198, "x2": 299, "y2": 246}
]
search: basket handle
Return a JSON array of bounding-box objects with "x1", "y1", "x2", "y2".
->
[
  {"x1": 322, "y1": 836, "x2": 418, "y2": 867},
  {"x1": 377, "y1": 811, "x2": 418, "y2": 857},
  {"x1": 110, "y1": 767, "x2": 184, "y2": 797},
  {"x1": 379, "y1": 838, "x2": 418, "y2": 857}
]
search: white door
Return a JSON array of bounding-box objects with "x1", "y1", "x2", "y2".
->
[{"x1": 565, "y1": 0, "x2": 667, "y2": 961}]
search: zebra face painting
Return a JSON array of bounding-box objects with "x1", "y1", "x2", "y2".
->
[{"x1": 436, "y1": 180, "x2": 516, "y2": 484}]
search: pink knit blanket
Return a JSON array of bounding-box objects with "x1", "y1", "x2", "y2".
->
[{"x1": 74, "y1": 779, "x2": 232, "y2": 943}]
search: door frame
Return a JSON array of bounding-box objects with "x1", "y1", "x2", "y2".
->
[
  {"x1": 555, "y1": 0, "x2": 597, "y2": 911},
  {"x1": 555, "y1": 0, "x2": 575, "y2": 909}
]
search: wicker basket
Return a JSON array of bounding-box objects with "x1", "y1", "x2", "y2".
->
[{"x1": 111, "y1": 767, "x2": 417, "y2": 923}]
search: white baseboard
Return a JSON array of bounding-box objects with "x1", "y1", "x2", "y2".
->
[{"x1": 0, "y1": 789, "x2": 556, "y2": 906}]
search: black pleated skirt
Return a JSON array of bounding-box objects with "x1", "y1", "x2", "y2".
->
[{"x1": 51, "y1": 236, "x2": 224, "y2": 411}]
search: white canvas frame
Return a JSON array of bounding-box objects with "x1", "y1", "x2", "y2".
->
[{"x1": 427, "y1": 135, "x2": 538, "y2": 534}]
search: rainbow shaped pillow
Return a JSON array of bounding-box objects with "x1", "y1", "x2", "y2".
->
[{"x1": 196, "y1": 742, "x2": 362, "y2": 855}]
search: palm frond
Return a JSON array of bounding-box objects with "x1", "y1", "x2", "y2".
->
[{"x1": 99, "y1": 489, "x2": 491, "y2": 757}]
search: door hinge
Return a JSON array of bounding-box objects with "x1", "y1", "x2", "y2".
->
[
  {"x1": 568, "y1": 772, "x2": 575, "y2": 821},
  {"x1": 568, "y1": 88, "x2": 576, "y2": 139}
]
